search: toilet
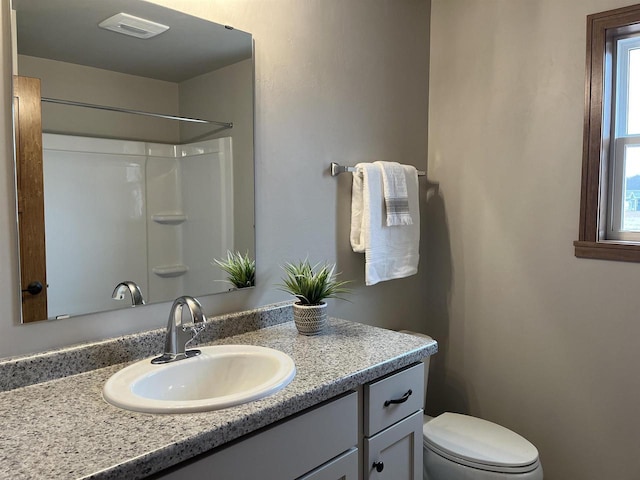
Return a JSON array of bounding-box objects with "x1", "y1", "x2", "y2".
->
[{"x1": 401, "y1": 331, "x2": 544, "y2": 480}]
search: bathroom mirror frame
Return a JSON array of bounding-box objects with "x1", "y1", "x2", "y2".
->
[{"x1": 10, "y1": 0, "x2": 256, "y2": 323}]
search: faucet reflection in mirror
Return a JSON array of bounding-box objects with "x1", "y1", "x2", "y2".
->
[
  {"x1": 12, "y1": 0, "x2": 255, "y2": 323},
  {"x1": 112, "y1": 281, "x2": 145, "y2": 307},
  {"x1": 152, "y1": 296, "x2": 207, "y2": 365}
]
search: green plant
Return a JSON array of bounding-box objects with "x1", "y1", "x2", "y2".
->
[
  {"x1": 213, "y1": 251, "x2": 255, "y2": 288},
  {"x1": 280, "y1": 260, "x2": 351, "y2": 305}
]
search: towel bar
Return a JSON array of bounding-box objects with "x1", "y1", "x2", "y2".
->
[{"x1": 330, "y1": 162, "x2": 426, "y2": 177}]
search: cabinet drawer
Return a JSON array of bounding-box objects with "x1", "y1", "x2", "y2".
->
[{"x1": 364, "y1": 363, "x2": 423, "y2": 436}]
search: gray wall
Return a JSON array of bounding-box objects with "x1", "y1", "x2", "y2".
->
[
  {"x1": 428, "y1": 0, "x2": 640, "y2": 479},
  {"x1": 18, "y1": 55, "x2": 181, "y2": 143},
  {"x1": 179, "y1": 59, "x2": 255, "y2": 257},
  {"x1": 0, "y1": 2, "x2": 430, "y2": 355}
]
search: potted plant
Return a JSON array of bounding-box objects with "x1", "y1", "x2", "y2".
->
[
  {"x1": 279, "y1": 260, "x2": 351, "y2": 335},
  {"x1": 213, "y1": 251, "x2": 256, "y2": 289}
]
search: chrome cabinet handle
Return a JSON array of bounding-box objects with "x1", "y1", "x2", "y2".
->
[{"x1": 384, "y1": 389, "x2": 412, "y2": 407}]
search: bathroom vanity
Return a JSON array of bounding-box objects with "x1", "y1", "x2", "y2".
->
[
  {"x1": 0, "y1": 304, "x2": 437, "y2": 479},
  {"x1": 154, "y1": 363, "x2": 425, "y2": 480}
]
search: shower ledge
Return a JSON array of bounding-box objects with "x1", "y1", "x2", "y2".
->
[
  {"x1": 151, "y1": 212, "x2": 187, "y2": 225},
  {"x1": 152, "y1": 264, "x2": 189, "y2": 277}
]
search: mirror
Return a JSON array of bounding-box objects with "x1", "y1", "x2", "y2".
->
[{"x1": 11, "y1": 0, "x2": 255, "y2": 323}]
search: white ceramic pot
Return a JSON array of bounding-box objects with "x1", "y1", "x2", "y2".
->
[{"x1": 292, "y1": 302, "x2": 327, "y2": 335}]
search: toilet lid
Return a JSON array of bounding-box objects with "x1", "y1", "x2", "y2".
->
[{"x1": 423, "y1": 413, "x2": 539, "y2": 471}]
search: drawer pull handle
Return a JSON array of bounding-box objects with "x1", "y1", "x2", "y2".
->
[
  {"x1": 384, "y1": 389, "x2": 412, "y2": 407},
  {"x1": 373, "y1": 461, "x2": 385, "y2": 472}
]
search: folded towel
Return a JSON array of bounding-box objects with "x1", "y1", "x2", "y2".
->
[
  {"x1": 350, "y1": 163, "x2": 420, "y2": 286},
  {"x1": 374, "y1": 161, "x2": 413, "y2": 226}
]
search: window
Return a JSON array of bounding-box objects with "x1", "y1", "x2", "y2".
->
[
  {"x1": 575, "y1": 4, "x2": 640, "y2": 261},
  {"x1": 609, "y1": 35, "x2": 640, "y2": 240}
]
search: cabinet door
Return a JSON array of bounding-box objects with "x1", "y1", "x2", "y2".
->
[
  {"x1": 151, "y1": 392, "x2": 358, "y2": 480},
  {"x1": 297, "y1": 448, "x2": 358, "y2": 480},
  {"x1": 364, "y1": 410, "x2": 423, "y2": 480}
]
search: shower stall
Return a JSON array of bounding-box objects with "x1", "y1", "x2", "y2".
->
[{"x1": 42, "y1": 133, "x2": 233, "y2": 319}]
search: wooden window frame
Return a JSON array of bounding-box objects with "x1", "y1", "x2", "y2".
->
[{"x1": 575, "y1": 3, "x2": 640, "y2": 262}]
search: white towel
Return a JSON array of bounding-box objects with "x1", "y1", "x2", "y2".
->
[
  {"x1": 374, "y1": 161, "x2": 413, "y2": 226},
  {"x1": 350, "y1": 163, "x2": 420, "y2": 286}
]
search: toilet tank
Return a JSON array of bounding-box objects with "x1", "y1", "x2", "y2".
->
[{"x1": 398, "y1": 330, "x2": 433, "y2": 411}]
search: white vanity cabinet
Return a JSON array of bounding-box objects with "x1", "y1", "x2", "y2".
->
[
  {"x1": 362, "y1": 363, "x2": 424, "y2": 480},
  {"x1": 152, "y1": 392, "x2": 359, "y2": 480},
  {"x1": 151, "y1": 364, "x2": 425, "y2": 480}
]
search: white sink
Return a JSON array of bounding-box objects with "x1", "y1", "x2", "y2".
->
[{"x1": 103, "y1": 345, "x2": 296, "y2": 413}]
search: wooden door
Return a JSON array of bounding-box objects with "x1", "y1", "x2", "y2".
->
[{"x1": 13, "y1": 75, "x2": 47, "y2": 322}]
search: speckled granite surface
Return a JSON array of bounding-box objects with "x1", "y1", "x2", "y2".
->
[
  {"x1": 0, "y1": 302, "x2": 292, "y2": 392},
  {"x1": 0, "y1": 314, "x2": 437, "y2": 480}
]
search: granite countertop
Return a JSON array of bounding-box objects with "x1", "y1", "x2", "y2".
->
[{"x1": 0, "y1": 316, "x2": 437, "y2": 480}]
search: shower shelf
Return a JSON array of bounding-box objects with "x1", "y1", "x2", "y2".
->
[
  {"x1": 152, "y1": 264, "x2": 189, "y2": 278},
  {"x1": 151, "y1": 213, "x2": 187, "y2": 225}
]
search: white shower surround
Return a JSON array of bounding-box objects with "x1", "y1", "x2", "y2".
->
[{"x1": 42, "y1": 133, "x2": 233, "y2": 319}]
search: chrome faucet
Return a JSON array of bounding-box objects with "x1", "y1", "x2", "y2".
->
[
  {"x1": 152, "y1": 296, "x2": 206, "y2": 364},
  {"x1": 112, "y1": 281, "x2": 145, "y2": 306}
]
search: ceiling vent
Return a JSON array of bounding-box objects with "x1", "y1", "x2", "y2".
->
[{"x1": 98, "y1": 13, "x2": 169, "y2": 39}]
